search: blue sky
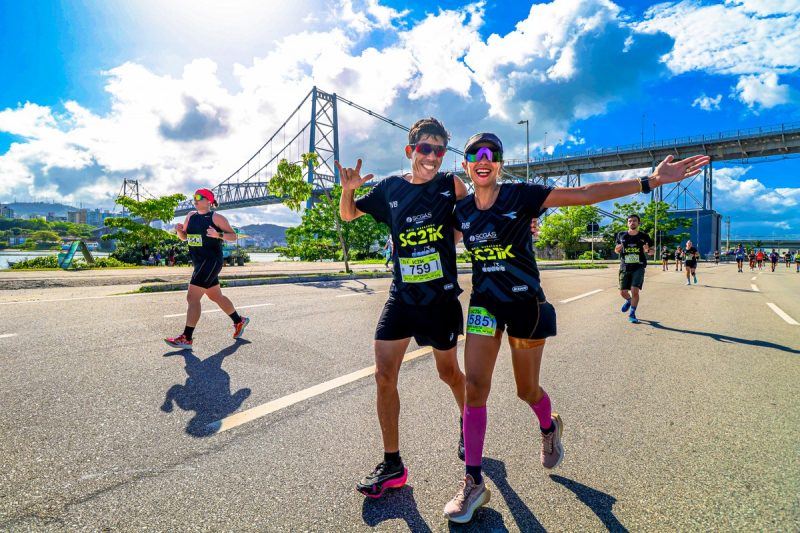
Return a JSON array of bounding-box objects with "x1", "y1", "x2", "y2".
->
[{"x1": 1, "y1": 0, "x2": 798, "y2": 238}]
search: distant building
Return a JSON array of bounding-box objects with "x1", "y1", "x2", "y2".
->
[
  {"x1": 68, "y1": 209, "x2": 88, "y2": 224},
  {"x1": 0, "y1": 204, "x2": 14, "y2": 218},
  {"x1": 86, "y1": 209, "x2": 114, "y2": 227}
]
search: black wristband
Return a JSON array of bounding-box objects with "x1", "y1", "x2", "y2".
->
[{"x1": 639, "y1": 176, "x2": 651, "y2": 194}]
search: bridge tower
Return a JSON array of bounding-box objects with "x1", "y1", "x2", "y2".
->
[
  {"x1": 307, "y1": 88, "x2": 340, "y2": 207},
  {"x1": 117, "y1": 179, "x2": 141, "y2": 216}
]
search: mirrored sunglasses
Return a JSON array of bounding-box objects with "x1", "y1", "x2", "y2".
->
[
  {"x1": 465, "y1": 146, "x2": 503, "y2": 163},
  {"x1": 410, "y1": 142, "x2": 447, "y2": 157}
]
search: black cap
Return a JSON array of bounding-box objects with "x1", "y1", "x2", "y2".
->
[{"x1": 464, "y1": 132, "x2": 503, "y2": 154}]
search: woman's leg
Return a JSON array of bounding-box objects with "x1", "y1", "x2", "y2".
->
[{"x1": 462, "y1": 332, "x2": 502, "y2": 483}]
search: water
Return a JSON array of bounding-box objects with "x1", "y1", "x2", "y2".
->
[{"x1": 0, "y1": 250, "x2": 281, "y2": 269}]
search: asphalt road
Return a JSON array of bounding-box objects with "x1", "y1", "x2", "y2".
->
[{"x1": 1, "y1": 263, "x2": 798, "y2": 532}]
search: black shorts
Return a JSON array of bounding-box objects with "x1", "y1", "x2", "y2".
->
[
  {"x1": 619, "y1": 268, "x2": 645, "y2": 290},
  {"x1": 685, "y1": 260, "x2": 697, "y2": 269},
  {"x1": 190, "y1": 258, "x2": 223, "y2": 289},
  {"x1": 375, "y1": 297, "x2": 464, "y2": 350},
  {"x1": 467, "y1": 293, "x2": 557, "y2": 341}
]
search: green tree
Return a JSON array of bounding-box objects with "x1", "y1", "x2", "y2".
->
[
  {"x1": 29, "y1": 230, "x2": 62, "y2": 243},
  {"x1": 269, "y1": 153, "x2": 386, "y2": 272},
  {"x1": 103, "y1": 194, "x2": 186, "y2": 247},
  {"x1": 535, "y1": 205, "x2": 601, "y2": 259},
  {"x1": 602, "y1": 200, "x2": 691, "y2": 257}
]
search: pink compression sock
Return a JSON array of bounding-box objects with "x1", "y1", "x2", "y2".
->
[
  {"x1": 463, "y1": 405, "x2": 487, "y2": 467},
  {"x1": 531, "y1": 390, "x2": 553, "y2": 430}
]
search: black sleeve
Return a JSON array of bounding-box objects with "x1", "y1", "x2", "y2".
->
[
  {"x1": 520, "y1": 183, "x2": 553, "y2": 218},
  {"x1": 354, "y1": 178, "x2": 390, "y2": 225}
]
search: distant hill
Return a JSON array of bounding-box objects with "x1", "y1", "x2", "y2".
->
[
  {"x1": 6, "y1": 202, "x2": 79, "y2": 217},
  {"x1": 239, "y1": 223, "x2": 289, "y2": 245}
]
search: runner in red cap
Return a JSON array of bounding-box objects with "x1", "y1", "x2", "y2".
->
[{"x1": 165, "y1": 188, "x2": 250, "y2": 349}]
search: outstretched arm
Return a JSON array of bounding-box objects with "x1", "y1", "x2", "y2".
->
[
  {"x1": 336, "y1": 159, "x2": 373, "y2": 221},
  {"x1": 542, "y1": 155, "x2": 711, "y2": 208}
]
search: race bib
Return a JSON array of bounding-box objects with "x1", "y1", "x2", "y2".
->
[
  {"x1": 466, "y1": 306, "x2": 497, "y2": 336},
  {"x1": 398, "y1": 252, "x2": 443, "y2": 283},
  {"x1": 187, "y1": 234, "x2": 203, "y2": 247},
  {"x1": 624, "y1": 253, "x2": 640, "y2": 264}
]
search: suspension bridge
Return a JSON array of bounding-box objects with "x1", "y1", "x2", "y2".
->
[{"x1": 117, "y1": 86, "x2": 800, "y2": 233}]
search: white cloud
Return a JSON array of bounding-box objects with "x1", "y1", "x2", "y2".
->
[
  {"x1": 692, "y1": 93, "x2": 722, "y2": 111},
  {"x1": 732, "y1": 72, "x2": 794, "y2": 109},
  {"x1": 713, "y1": 166, "x2": 800, "y2": 215},
  {"x1": 635, "y1": 0, "x2": 800, "y2": 76}
]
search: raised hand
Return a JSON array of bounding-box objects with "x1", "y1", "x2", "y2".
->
[
  {"x1": 335, "y1": 159, "x2": 374, "y2": 192},
  {"x1": 175, "y1": 223, "x2": 185, "y2": 233},
  {"x1": 654, "y1": 154, "x2": 711, "y2": 185}
]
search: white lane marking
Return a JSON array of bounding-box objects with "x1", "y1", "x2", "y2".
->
[
  {"x1": 164, "y1": 303, "x2": 272, "y2": 318},
  {"x1": 0, "y1": 291, "x2": 178, "y2": 306},
  {"x1": 751, "y1": 284, "x2": 760, "y2": 292},
  {"x1": 766, "y1": 303, "x2": 799, "y2": 326},
  {"x1": 335, "y1": 290, "x2": 387, "y2": 298},
  {"x1": 751, "y1": 276, "x2": 756, "y2": 281},
  {"x1": 0, "y1": 333, "x2": 18, "y2": 339},
  {"x1": 559, "y1": 289, "x2": 603, "y2": 304},
  {"x1": 208, "y1": 336, "x2": 465, "y2": 434}
]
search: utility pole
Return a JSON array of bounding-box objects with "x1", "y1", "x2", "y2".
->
[
  {"x1": 517, "y1": 119, "x2": 530, "y2": 181},
  {"x1": 725, "y1": 216, "x2": 731, "y2": 251}
]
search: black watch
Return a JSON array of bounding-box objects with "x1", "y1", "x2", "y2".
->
[{"x1": 640, "y1": 176, "x2": 651, "y2": 194}]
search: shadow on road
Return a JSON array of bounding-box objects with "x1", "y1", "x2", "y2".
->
[
  {"x1": 639, "y1": 319, "x2": 800, "y2": 355},
  {"x1": 304, "y1": 278, "x2": 386, "y2": 295},
  {"x1": 482, "y1": 457, "x2": 545, "y2": 532},
  {"x1": 361, "y1": 485, "x2": 433, "y2": 533},
  {"x1": 549, "y1": 475, "x2": 629, "y2": 532},
  {"x1": 160, "y1": 340, "x2": 252, "y2": 437},
  {"x1": 697, "y1": 284, "x2": 760, "y2": 294}
]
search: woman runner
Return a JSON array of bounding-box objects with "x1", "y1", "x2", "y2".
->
[
  {"x1": 165, "y1": 189, "x2": 250, "y2": 349},
  {"x1": 675, "y1": 246, "x2": 683, "y2": 272},
  {"x1": 442, "y1": 131, "x2": 709, "y2": 523}
]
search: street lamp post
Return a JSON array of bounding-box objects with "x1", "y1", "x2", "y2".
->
[{"x1": 517, "y1": 119, "x2": 530, "y2": 181}]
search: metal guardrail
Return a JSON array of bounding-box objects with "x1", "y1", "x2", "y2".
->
[{"x1": 503, "y1": 122, "x2": 800, "y2": 166}]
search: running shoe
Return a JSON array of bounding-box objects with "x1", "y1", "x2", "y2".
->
[
  {"x1": 686, "y1": 280, "x2": 691, "y2": 286},
  {"x1": 628, "y1": 314, "x2": 639, "y2": 324},
  {"x1": 356, "y1": 461, "x2": 408, "y2": 498},
  {"x1": 233, "y1": 317, "x2": 250, "y2": 339},
  {"x1": 164, "y1": 334, "x2": 192, "y2": 349},
  {"x1": 620, "y1": 299, "x2": 631, "y2": 313},
  {"x1": 458, "y1": 419, "x2": 465, "y2": 462},
  {"x1": 541, "y1": 413, "x2": 564, "y2": 469},
  {"x1": 693, "y1": 275, "x2": 698, "y2": 284},
  {"x1": 443, "y1": 474, "x2": 491, "y2": 524}
]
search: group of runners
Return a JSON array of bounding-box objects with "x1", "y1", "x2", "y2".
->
[
  {"x1": 159, "y1": 116, "x2": 711, "y2": 523},
  {"x1": 733, "y1": 245, "x2": 800, "y2": 273}
]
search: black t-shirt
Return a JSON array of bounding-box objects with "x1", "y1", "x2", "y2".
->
[
  {"x1": 454, "y1": 183, "x2": 553, "y2": 303},
  {"x1": 685, "y1": 247, "x2": 698, "y2": 263},
  {"x1": 186, "y1": 211, "x2": 223, "y2": 263},
  {"x1": 769, "y1": 252, "x2": 779, "y2": 262},
  {"x1": 355, "y1": 173, "x2": 460, "y2": 305},
  {"x1": 616, "y1": 231, "x2": 653, "y2": 272}
]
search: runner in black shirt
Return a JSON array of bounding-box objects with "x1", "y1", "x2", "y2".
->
[
  {"x1": 441, "y1": 131, "x2": 710, "y2": 523},
  {"x1": 338, "y1": 118, "x2": 469, "y2": 499},
  {"x1": 615, "y1": 215, "x2": 653, "y2": 323},
  {"x1": 165, "y1": 189, "x2": 249, "y2": 349},
  {"x1": 661, "y1": 245, "x2": 670, "y2": 271},
  {"x1": 684, "y1": 240, "x2": 700, "y2": 284}
]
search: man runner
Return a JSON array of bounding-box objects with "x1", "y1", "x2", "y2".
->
[
  {"x1": 165, "y1": 189, "x2": 249, "y2": 349},
  {"x1": 795, "y1": 250, "x2": 800, "y2": 272},
  {"x1": 769, "y1": 249, "x2": 779, "y2": 272},
  {"x1": 734, "y1": 244, "x2": 746, "y2": 273},
  {"x1": 615, "y1": 214, "x2": 653, "y2": 324},
  {"x1": 338, "y1": 118, "x2": 469, "y2": 498},
  {"x1": 684, "y1": 240, "x2": 699, "y2": 285}
]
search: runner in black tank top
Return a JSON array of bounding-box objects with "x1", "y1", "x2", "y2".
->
[
  {"x1": 443, "y1": 131, "x2": 710, "y2": 524},
  {"x1": 164, "y1": 188, "x2": 250, "y2": 350}
]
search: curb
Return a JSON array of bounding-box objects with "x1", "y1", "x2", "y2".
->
[{"x1": 136, "y1": 264, "x2": 608, "y2": 293}]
